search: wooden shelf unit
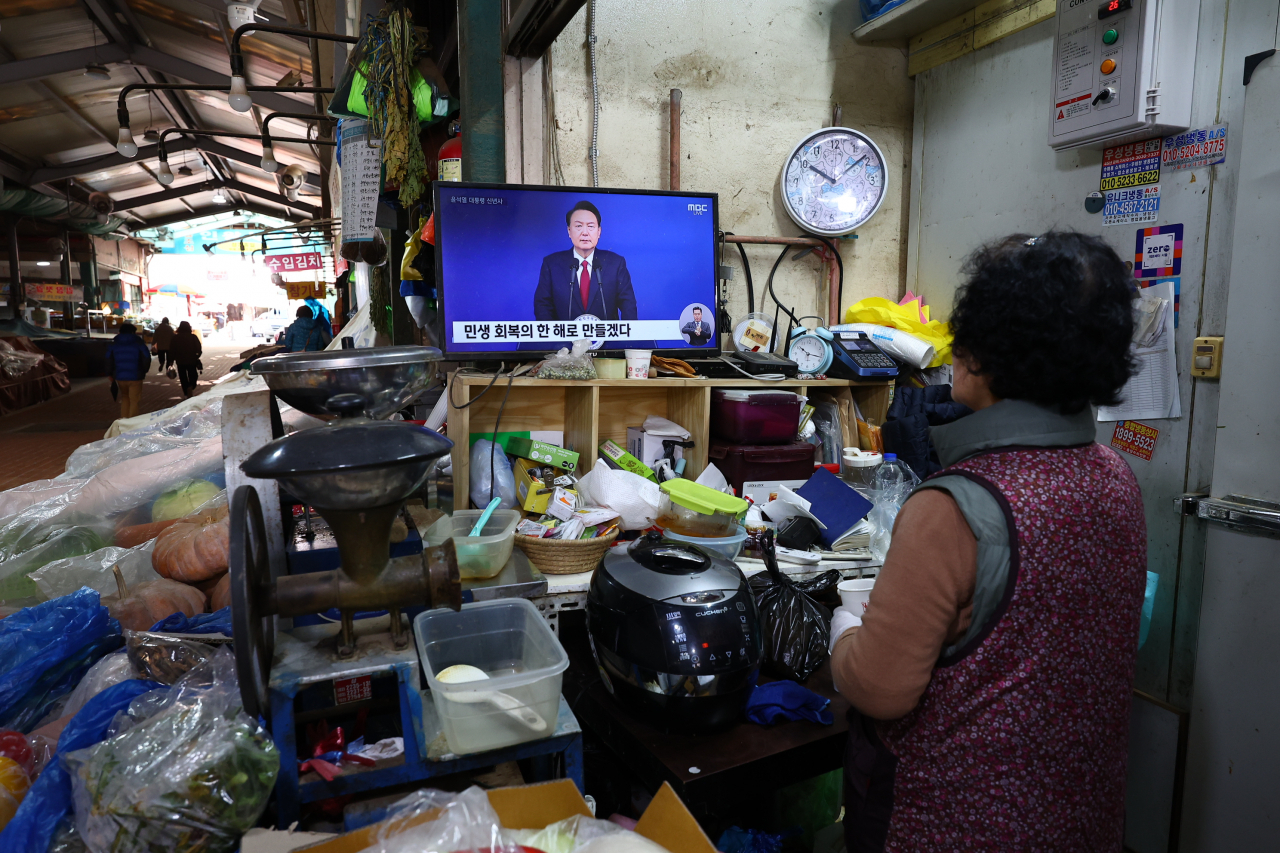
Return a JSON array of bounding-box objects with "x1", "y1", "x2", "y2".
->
[{"x1": 445, "y1": 374, "x2": 894, "y2": 511}]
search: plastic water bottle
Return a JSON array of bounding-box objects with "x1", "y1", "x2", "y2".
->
[{"x1": 873, "y1": 453, "x2": 918, "y2": 493}]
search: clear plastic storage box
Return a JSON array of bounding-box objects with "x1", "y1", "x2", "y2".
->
[
  {"x1": 414, "y1": 598, "x2": 568, "y2": 755},
  {"x1": 425, "y1": 510, "x2": 520, "y2": 579}
]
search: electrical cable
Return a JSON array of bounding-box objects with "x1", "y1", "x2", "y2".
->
[
  {"x1": 588, "y1": 0, "x2": 599, "y2": 187},
  {"x1": 489, "y1": 370, "x2": 516, "y2": 505},
  {"x1": 764, "y1": 245, "x2": 801, "y2": 351},
  {"x1": 721, "y1": 233, "x2": 755, "y2": 315},
  {"x1": 807, "y1": 235, "x2": 844, "y2": 323},
  {"x1": 448, "y1": 364, "x2": 503, "y2": 409}
]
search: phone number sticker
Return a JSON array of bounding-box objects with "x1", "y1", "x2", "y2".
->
[
  {"x1": 1100, "y1": 137, "x2": 1162, "y2": 191},
  {"x1": 1162, "y1": 124, "x2": 1228, "y2": 171},
  {"x1": 1112, "y1": 420, "x2": 1158, "y2": 461},
  {"x1": 1103, "y1": 185, "x2": 1160, "y2": 226}
]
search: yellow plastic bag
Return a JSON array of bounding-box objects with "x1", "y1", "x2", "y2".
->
[{"x1": 842, "y1": 297, "x2": 953, "y2": 367}]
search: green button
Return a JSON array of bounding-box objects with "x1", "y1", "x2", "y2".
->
[{"x1": 1103, "y1": 28, "x2": 1118, "y2": 45}]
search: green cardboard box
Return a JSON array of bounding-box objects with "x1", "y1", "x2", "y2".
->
[
  {"x1": 505, "y1": 436, "x2": 580, "y2": 473},
  {"x1": 599, "y1": 439, "x2": 657, "y2": 483}
]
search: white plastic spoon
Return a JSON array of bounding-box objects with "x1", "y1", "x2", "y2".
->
[{"x1": 435, "y1": 664, "x2": 548, "y2": 732}]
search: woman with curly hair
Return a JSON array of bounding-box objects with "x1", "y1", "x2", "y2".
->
[{"x1": 830, "y1": 232, "x2": 1146, "y2": 852}]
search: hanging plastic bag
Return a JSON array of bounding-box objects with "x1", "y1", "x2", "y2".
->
[
  {"x1": 840, "y1": 297, "x2": 953, "y2": 367},
  {"x1": 747, "y1": 533, "x2": 841, "y2": 682},
  {"x1": 538, "y1": 340, "x2": 598, "y2": 380},
  {"x1": 469, "y1": 440, "x2": 517, "y2": 510},
  {"x1": 66, "y1": 649, "x2": 279, "y2": 853}
]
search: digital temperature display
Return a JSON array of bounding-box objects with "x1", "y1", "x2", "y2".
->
[{"x1": 1098, "y1": 0, "x2": 1132, "y2": 19}]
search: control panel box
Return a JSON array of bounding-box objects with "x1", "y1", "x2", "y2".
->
[{"x1": 1049, "y1": 0, "x2": 1200, "y2": 150}]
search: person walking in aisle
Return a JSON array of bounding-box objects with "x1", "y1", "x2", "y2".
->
[
  {"x1": 104, "y1": 322, "x2": 151, "y2": 419},
  {"x1": 152, "y1": 317, "x2": 174, "y2": 373},
  {"x1": 282, "y1": 304, "x2": 333, "y2": 352},
  {"x1": 169, "y1": 321, "x2": 203, "y2": 397}
]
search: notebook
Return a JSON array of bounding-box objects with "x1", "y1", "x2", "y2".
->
[{"x1": 795, "y1": 466, "x2": 875, "y2": 551}]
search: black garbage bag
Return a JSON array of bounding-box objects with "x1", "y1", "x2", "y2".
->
[{"x1": 747, "y1": 532, "x2": 843, "y2": 682}]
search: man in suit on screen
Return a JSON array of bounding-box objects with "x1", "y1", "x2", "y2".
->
[{"x1": 533, "y1": 201, "x2": 638, "y2": 322}]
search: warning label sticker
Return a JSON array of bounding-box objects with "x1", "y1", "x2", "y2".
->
[{"x1": 1112, "y1": 420, "x2": 1158, "y2": 461}]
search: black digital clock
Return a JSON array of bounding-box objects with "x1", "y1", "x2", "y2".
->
[{"x1": 1098, "y1": 0, "x2": 1132, "y2": 20}]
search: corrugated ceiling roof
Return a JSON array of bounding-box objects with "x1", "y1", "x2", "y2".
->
[{"x1": 0, "y1": 0, "x2": 328, "y2": 230}]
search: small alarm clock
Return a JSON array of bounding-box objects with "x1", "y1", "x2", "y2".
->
[{"x1": 787, "y1": 326, "x2": 835, "y2": 375}]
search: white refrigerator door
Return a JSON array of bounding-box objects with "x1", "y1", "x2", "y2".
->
[{"x1": 1180, "y1": 33, "x2": 1280, "y2": 852}]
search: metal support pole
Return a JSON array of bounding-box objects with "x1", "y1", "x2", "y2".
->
[
  {"x1": 60, "y1": 231, "x2": 73, "y2": 330},
  {"x1": 670, "y1": 89, "x2": 681, "y2": 191},
  {"x1": 458, "y1": 0, "x2": 506, "y2": 181},
  {"x1": 5, "y1": 217, "x2": 20, "y2": 315}
]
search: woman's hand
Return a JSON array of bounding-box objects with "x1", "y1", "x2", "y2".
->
[{"x1": 830, "y1": 605, "x2": 863, "y2": 654}]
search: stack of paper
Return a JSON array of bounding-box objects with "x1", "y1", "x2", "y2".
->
[{"x1": 1098, "y1": 279, "x2": 1181, "y2": 422}]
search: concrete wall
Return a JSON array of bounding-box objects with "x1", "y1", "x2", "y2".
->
[
  {"x1": 903, "y1": 0, "x2": 1267, "y2": 712},
  {"x1": 540, "y1": 0, "x2": 915, "y2": 330}
]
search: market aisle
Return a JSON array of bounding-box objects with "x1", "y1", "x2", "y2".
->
[{"x1": 0, "y1": 341, "x2": 246, "y2": 490}]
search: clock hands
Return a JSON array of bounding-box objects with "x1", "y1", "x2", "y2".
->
[
  {"x1": 803, "y1": 160, "x2": 841, "y2": 184},
  {"x1": 835, "y1": 154, "x2": 868, "y2": 183}
]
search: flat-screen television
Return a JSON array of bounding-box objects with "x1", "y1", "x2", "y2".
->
[{"x1": 434, "y1": 182, "x2": 719, "y2": 359}]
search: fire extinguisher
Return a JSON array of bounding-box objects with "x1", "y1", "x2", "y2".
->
[{"x1": 438, "y1": 121, "x2": 461, "y2": 182}]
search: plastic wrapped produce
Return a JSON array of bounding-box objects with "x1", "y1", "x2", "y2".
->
[
  {"x1": 30, "y1": 540, "x2": 160, "y2": 602},
  {"x1": 66, "y1": 649, "x2": 279, "y2": 853},
  {"x1": 0, "y1": 679, "x2": 162, "y2": 853},
  {"x1": 125, "y1": 632, "x2": 215, "y2": 685},
  {"x1": 469, "y1": 440, "x2": 517, "y2": 510},
  {"x1": 152, "y1": 504, "x2": 230, "y2": 583},
  {"x1": 48, "y1": 653, "x2": 136, "y2": 725},
  {"x1": 507, "y1": 815, "x2": 627, "y2": 853}
]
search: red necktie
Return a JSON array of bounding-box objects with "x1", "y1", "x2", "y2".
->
[{"x1": 579, "y1": 260, "x2": 591, "y2": 311}]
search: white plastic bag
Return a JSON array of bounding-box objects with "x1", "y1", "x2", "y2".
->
[
  {"x1": 365, "y1": 785, "x2": 508, "y2": 853},
  {"x1": 54, "y1": 651, "x2": 136, "y2": 723},
  {"x1": 575, "y1": 459, "x2": 662, "y2": 530},
  {"x1": 469, "y1": 440, "x2": 517, "y2": 510},
  {"x1": 538, "y1": 340, "x2": 597, "y2": 380}
]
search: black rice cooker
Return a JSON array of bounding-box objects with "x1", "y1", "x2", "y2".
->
[{"x1": 585, "y1": 532, "x2": 762, "y2": 733}]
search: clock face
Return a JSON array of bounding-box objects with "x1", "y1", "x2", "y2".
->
[
  {"x1": 789, "y1": 335, "x2": 830, "y2": 373},
  {"x1": 782, "y1": 128, "x2": 888, "y2": 237}
]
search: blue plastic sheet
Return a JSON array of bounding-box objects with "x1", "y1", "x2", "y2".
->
[
  {"x1": 149, "y1": 607, "x2": 232, "y2": 635},
  {"x1": 859, "y1": 0, "x2": 910, "y2": 22},
  {"x1": 0, "y1": 588, "x2": 118, "y2": 720},
  {"x1": 0, "y1": 679, "x2": 162, "y2": 853},
  {"x1": 0, "y1": 634, "x2": 123, "y2": 733}
]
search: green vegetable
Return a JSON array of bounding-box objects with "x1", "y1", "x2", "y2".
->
[{"x1": 151, "y1": 480, "x2": 221, "y2": 522}]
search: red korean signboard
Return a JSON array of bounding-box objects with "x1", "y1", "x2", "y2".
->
[{"x1": 264, "y1": 252, "x2": 324, "y2": 273}]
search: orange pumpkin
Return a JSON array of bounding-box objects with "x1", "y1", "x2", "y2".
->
[{"x1": 152, "y1": 506, "x2": 230, "y2": 583}]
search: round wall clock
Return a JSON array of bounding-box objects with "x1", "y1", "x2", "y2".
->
[{"x1": 781, "y1": 127, "x2": 888, "y2": 237}]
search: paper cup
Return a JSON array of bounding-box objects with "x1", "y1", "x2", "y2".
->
[
  {"x1": 624, "y1": 349, "x2": 652, "y2": 379},
  {"x1": 838, "y1": 578, "x2": 876, "y2": 616}
]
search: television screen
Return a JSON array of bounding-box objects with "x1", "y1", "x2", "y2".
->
[{"x1": 434, "y1": 182, "x2": 719, "y2": 358}]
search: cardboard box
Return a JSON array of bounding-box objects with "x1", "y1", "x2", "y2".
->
[
  {"x1": 297, "y1": 779, "x2": 717, "y2": 853},
  {"x1": 599, "y1": 439, "x2": 657, "y2": 483},
  {"x1": 507, "y1": 436, "x2": 580, "y2": 473},
  {"x1": 627, "y1": 427, "x2": 685, "y2": 472},
  {"x1": 513, "y1": 457, "x2": 577, "y2": 514}
]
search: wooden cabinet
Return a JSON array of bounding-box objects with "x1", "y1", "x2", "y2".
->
[{"x1": 445, "y1": 374, "x2": 893, "y2": 511}]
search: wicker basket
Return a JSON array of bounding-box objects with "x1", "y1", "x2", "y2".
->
[{"x1": 516, "y1": 529, "x2": 619, "y2": 575}]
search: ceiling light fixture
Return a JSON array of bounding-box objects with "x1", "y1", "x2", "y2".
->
[
  {"x1": 116, "y1": 126, "x2": 137, "y2": 158},
  {"x1": 212, "y1": 188, "x2": 229, "y2": 204},
  {"x1": 157, "y1": 161, "x2": 174, "y2": 185},
  {"x1": 143, "y1": 129, "x2": 160, "y2": 141},
  {"x1": 35, "y1": 261, "x2": 50, "y2": 267},
  {"x1": 84, "y1": 63, "x2": 110, "y2": 81},
  {"x1": 260, "y1": 141, "x2": 278, "y2": 173},
  {"x1": 177, "y1": 165, "x2": 193, "y2": 177}
]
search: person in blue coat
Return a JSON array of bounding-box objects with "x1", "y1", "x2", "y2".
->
[
  {"x1": 104, "y1": 322, "x2": 151, "y2": 419},
  {"x1": 533, "y1": 201, "x2": 638, "y2": 322},
  {"x1": 282, "y1": 305, "x2": 333, "y2": 353}
]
